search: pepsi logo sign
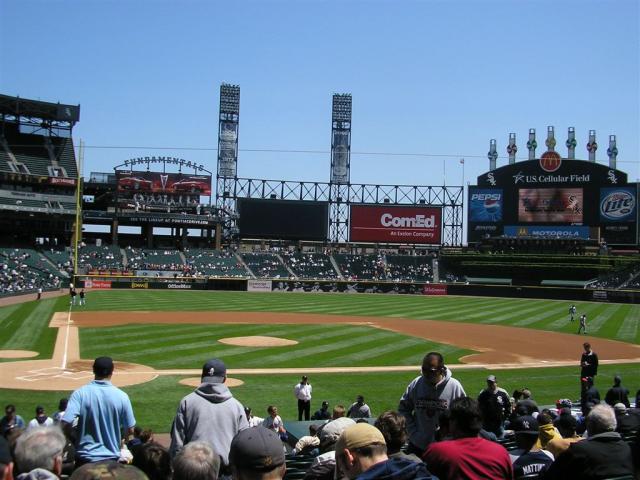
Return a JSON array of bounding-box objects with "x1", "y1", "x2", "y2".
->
[{"x1": 601, "y1": 190, "x2": 635, "y2": 220}]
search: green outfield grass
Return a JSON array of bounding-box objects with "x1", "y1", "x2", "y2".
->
[{"x1": 1, "y1": 290, "x2": 639, "y2": 431}]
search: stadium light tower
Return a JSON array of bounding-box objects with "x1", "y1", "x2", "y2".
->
[
  {"x1": 329, "y1": 93, "x2": 352, "y2": 242},
  {"x1": 216, "y1": 83, "x2": 240, "y2": 226}
]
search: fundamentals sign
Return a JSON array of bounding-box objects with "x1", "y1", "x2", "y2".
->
[{"x1": 350, "y1": 205, "x2": 442, "y2": 244}]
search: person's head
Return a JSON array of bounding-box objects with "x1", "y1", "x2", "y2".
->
[
  {"x1": 555, "y1": 412, "x2": 577, "y2": 438},
  {"x1": 3, "y1": 406, "x2": 15, "y2": 421},
  {"x1": 613, "y1": 375, "x2": 621, "y2": 386},
  {"x1": 70, "y1": 461, "x2": 149, "y2": 480},
  {"x1": 57, "y1": 399, "x2": 68, "y2": 412},
  {"x1": 308, "y1": 424, "x2": 319, "y2": 436},
  {"x1": 266, "y1": 406, "x2": 278, "y2": 418},
  {"x1": 321, "y1": 401, "x2": 329, "y2": 411},
  {"x1": 448, "y1": 397, "x2": 482, "y2": 439},
  {"x1": 332, "y1": 405, "x2": 345, "y2": 419},
  {"x1": 318, "y1": 417, "x2": 356, "y2": 452},
  {"x1": 421, "y1": 352, "x2": 446, "y2": 385},
  {"x1": 244, "y1": 407, "x2": 253, "y2": 420},
  {"x1": 229, "y1": 427, "x2": 285, "y2": 480},
  {"x1": 335, "y1": 423, "x2": 387, "y2": 480},
  {"x1": 132, "y1": 442, "x2": 171, "y2": 480},
  {"x1": 374, "y1": 411, "x2": 407, "y2": 454},
  {"x1": 355, "y1": 395, "x2": 364, "y2": 405},
  {"x1": 512, "y1": 389, "x2": 523, "y2": 402},
  {"x1": 201, "y1": 359, "x2": 226, "y2": 384},
  {"x1": 586, "y1": 404, "x2": 617, "y2": 436},
  {"x1": 14, "y1": 426, "x2": 65, "y2": 476},
  {"x1": 613, "y1": 403, "x2": 627, "y2": 417},
  {"x1": 0, "y1": 436, "x2": 13, "y2": 480},
  {"x1": 537, "y1": 412, "x2": 553, "y2": 426},
  {"x1": 34, "y1": 406, "x2": 45, "y2": 418},
  {"x1": 511, "y1": 415, "x2": 539, "y2": 451},
  {"x1": 139, "y1": 429, "x2": 153, "y2": 444},
  {"x1": 173, "y1": 441, "x2": 220, "y2": 480},
  {"x1": 521, "y1": 389, "x2": 532, "y2": 400},
  {"x1": 583, "y1": 342, "x2": 591, "y2": 353},
  {"x1": 301, "y1": 375, "x2": 308, "y2": 385},
  {"x1": 486, "y1": 375, "x2": 497, "y2": 391},
  {"x1": 93, "y1": 356, "x2": 114, "y2": 379}
]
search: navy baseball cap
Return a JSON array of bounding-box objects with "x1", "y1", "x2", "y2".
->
[
  {"x1": 201, "y1": 359, "x2": 226, "y2": 383},
  {"x1": 93, "y1": 357, "x2": 114, "y2": 376},
  {"x1": 512, "y1": 415, "x2": 539, "y2": 436},
  {"x1": 229, "y1": 426, "x2": 285, "y2": 471}
]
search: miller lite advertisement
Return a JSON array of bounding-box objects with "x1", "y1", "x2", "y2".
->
[
  {"x1": 349, "y1": 205, "x2": 442, "y2": 244},
  {"x1": 600, "y1": 187, "x2": 636, "y2": 222}
]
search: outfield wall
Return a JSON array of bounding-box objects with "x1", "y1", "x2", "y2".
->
[{"x1": 74, "y1": 275, "x2": 640, "y2": 304}]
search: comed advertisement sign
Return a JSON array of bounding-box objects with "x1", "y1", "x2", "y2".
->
[{"x1": 350, "y1": 205, "x2": 442, "y2": 244}]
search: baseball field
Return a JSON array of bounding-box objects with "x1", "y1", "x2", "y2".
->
[{"x1": 1, "y1": 289, "x2": 639, "y2": 432}]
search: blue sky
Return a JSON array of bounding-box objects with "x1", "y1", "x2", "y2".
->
[{"x1": 1, "y1": 0, "x2": 638, "y2": 191}]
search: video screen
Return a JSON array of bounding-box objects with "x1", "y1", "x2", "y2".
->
[{"x1": 518, "y1": 188, "x2": 583, "y2": 223}]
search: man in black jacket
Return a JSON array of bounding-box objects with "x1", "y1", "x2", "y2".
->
[
  {"x1": 604, "y1": 375, "x2": 630, "y2": 407},
  {"x1": 544, "y1": 404, "x2": 634, "y2": 480},
  {"x1": 580, "y1": 342, "x2": 598, "y2": 393}
]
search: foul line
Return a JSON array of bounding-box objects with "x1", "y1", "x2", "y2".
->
[{"x1": 61, "y1": 303, "x2": 72, "y2": 370}]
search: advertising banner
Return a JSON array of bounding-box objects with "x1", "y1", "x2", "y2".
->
[
  {"x1": 350, "y1": 205, "x2": 442, "y2": 244},
  {"x1": 469, "y1": 188, "x2": 503, "y2": 222},
  {"x1": 331, "y1": 130, "x2": 350, "y2": 184},
  {"x1": 518, "y1": 188, "x2": 583, "y2": 223},
  {"x1": 218, "y1": 121, "x2": 238, "y2": 177},
  {"x1": 599, "y1": 187, "x2": 636, "y2": 222},
  {"x1": 116, "y1": 171, "x2": 212, "y2": 195},
  {"x1": 84, "y1": 279, "x2": 112, "y2": 289},
  {"x1": 504, "y1": 225, "x2": 590, "y2": 239},
  {"x1": 247, "y1": 279, "x2": 273, "y2": 292},
  {"x1": 423, "y1": 284, "x2": 448, "y2": 295}
]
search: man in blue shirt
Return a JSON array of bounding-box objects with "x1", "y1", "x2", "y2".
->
[{"x1": 62, "y1": 357, "x2": 136, "y2": 464}]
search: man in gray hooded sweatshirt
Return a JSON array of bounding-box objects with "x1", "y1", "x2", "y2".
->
[
  {"x1": 170, "y1": 358, "x2": 249, "y2": 470},
  {"x1": 398, "y1": 351, "x2": 466, "y2": 455}
]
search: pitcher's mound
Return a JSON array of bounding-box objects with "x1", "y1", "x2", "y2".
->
[
  {"x1": 179, "y1": 377, "x2": 244, "y2": 388},
  {"x1": 0, "y1": 350, "x2": 39, "y2": 359},
  {"x1": 218, "y1": 336, "x2": 298, "y2": 347}
]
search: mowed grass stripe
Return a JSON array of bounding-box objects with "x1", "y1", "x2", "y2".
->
[
  {"x1": 322, "y1": 337, "x2": 440, "y2": 366},
  {"x1": 616, "y1": 305, "x2": 639, "y2": 342},
  {"x1": 3, "y1": 300, "x2": 56, "y2": 349}
]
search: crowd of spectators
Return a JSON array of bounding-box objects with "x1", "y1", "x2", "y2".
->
[
  {"x1": 126, "y1": 248, "x2": 184, "y2": 272},
  {"x1": 280, "y1": 252, "x2": 338, "y2": 280},
  {"x1": 0, "y1": 249, "x2": 62, "y2": 295},
  {"x1": 333, "y1": 254, "x2": 387, "y2": 281},
  {"x1": 183, "y1": 249, "x2": 246, "y2": 278},
  {"x1": 77, "y1": 244, "x2": 124, "y2": 272},
  {"x1": 2, "y1": 352, "x2": 638, "y2": 480},
  {"x1": 241, "y1": 252, "x2": 291, "y2": 279}
]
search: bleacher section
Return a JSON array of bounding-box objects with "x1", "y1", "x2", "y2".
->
[
  {"x1": 126, "y1": 247, "x2": 184, "y2": 271},
  {"x1": 183, "y1": 248, "x2": 247, "y2": 277},
  {"x1": 440, "y1": 250, "x2": 640, "y2": 287},
  {"x1": 42, "y1": 248, "x2": 73, "y2": 275},
  {"x1": 280, "y1": 252, "x2": 338, "y2": 279},
  {"x1": 385, "y1": 254, "x2": 434, "y2": 282},
  {"x1": 241, "y1": 252, "x2": 291, "y2": 279},
  {"x1": 334, "y1": 253, "x2": 387, "y2": 281},
  {"x1": 78, "y1": 244, "x2": 124, "y2": 271},
  {"x1": 0, "y1": 248, "x2": 65, "y2": 295}
]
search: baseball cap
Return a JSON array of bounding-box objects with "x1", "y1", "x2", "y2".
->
[
  {"x1": 336, "y1": 423, "x2": 386, "y2": 452},
  {"x1": 93, "y1": 357, "x2": 114, "y2": 376},
  {"x1": 229, "y1": 427, "x2": 285, "y2": 471},
  {"x1": 201, "y1": 359, "x2": 226, "y2": 383},
  {"x1": 487, "y1": 375, "x2": 496, "y2": 383},
  {"x1": 319, "y1": 417, "x2": 356, "y2": 447},
  {"x1": 556, "y1": 398, "x2": 572, "y2": 408},
  {"x1": 70, "y1": 461, "x2": 148, "y2": 480},
  {"x1": 613, "y1": 403, "x2": 627, "y2": 414},
  {"x1": 36, "y1": 405, "x2": 45, "y2": 415},
  {"x1": 322, "y1": 401, "x2": 329, "y2": 407},
  {"x1": 511, "y1": 415, "x2": 539, "y2": 436},
  {"x1": 0, "y1": 436, "x2": 12, "y2": 465}
]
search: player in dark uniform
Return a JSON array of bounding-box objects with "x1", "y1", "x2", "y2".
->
[{"x1": 578, "y1": 314, "x2": 587, "y2": 334}]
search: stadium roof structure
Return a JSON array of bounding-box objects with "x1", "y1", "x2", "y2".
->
[{"x1": 0, "y1": 94, "x2": 80, "y2": 125}]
